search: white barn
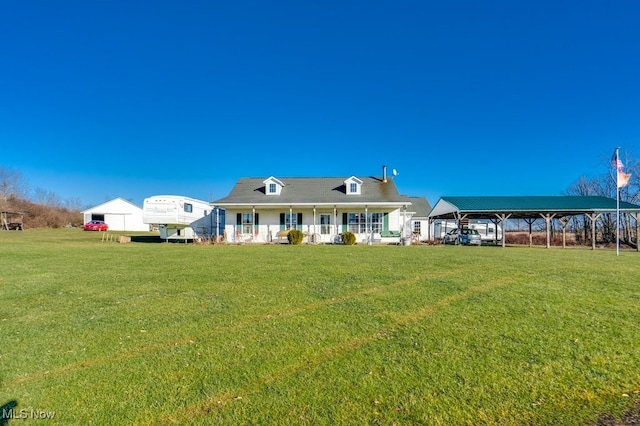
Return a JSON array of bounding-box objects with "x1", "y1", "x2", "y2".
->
[{"x1": 81, "y1": 198, "x2": 149, "y2": 232}]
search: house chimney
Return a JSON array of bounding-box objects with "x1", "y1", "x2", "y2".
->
[{"x1": 383, "y1": 165, "x2": 387, "y2": 183}]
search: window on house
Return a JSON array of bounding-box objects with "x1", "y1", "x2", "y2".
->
[
  {"x1": 413, "y1": 221, "x2": 421, "y2": 234},
  {"x1": 242, "y1": 213, "x2": 253, "y2": 234},
  {"x1": 348, "y1": 212, "x2": 383, "y2": 233},
  {"x1": 285, "y1": 213, "x2": 298, "y2": 230},
  {"x1": 349, "y1": 183, "x2": 358, "y2": 193},
  {"x1": 320, "y1": 214, "x2": 331, "y2": 235},
  {"x1": 184, "y1": 203, "x2": 193, "y2": 213},
  {"x1": 269, "y1": 183, "x2": 276, "y2": 194}
]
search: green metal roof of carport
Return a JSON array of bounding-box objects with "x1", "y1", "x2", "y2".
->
[{"x1": 428, "y1": 196, "x2": 640, "y2": 220}]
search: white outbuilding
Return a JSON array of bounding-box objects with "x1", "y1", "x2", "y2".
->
[{"x1": 81, "y1": 198, "x2": 149, "y2": 232}]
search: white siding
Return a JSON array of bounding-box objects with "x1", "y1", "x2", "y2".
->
[
  {"x1": 82, "y1": 198, "x2": 148, "y2": 231},
  {"x1": 224, "y1": 207, "x2": 404, "y2": 244}
]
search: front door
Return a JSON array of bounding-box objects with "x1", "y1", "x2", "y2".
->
[{"x1": 320, "y1": 214, "x2": 331, "y2": 236}]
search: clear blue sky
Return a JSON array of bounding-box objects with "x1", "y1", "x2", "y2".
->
[{"x1": 1, "y1": 1, "x2": 639, "y2": 208}]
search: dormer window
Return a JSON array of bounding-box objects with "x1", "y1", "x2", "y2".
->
[
  {"x1": 263, "y1": 176, "x2": 284, "y2": 195},
  {"x1": 344, "y1": 176, "x2": 363, "y2": 195}
]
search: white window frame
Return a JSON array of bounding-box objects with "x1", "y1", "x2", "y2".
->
[
  {"x1": 344, "y1": 176, "x2": 363, "y2": 195},
  {"x1": 242, "y1": 213, "x2": 254, "y2": 234},
  {"x1": 285, "y1": 213, "x2": 298, "y2": 230},
  {"x1": 347, "y1": 212, "x2": 382, "y2": 234}
]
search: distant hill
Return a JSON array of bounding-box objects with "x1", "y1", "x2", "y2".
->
[{"x1": 1, "y1": 195, "x2": 83, "y2": 229}]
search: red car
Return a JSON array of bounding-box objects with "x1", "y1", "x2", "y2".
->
[{"x1": 83, "y1": 220, "x2": 109, "y2": 231}]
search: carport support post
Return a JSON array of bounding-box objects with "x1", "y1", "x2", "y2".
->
[
  {"x1": 559, "y1": 217, "x2": 570, "y2": 248},
  {"x1": 523, "y1": 218, "x2": 536, "y2": 247},
  {"x1": 454, "y1": 212, "x2": 469, "y2": 229},
  {"x1": 630, "y1": 212, "x2": 640, "y2": 252},
  {"x1": 636, "y1": 213, "x2": 640, "y2": 252},
  {"x1": 540, "y1": 213, "x2": 556, "y2": 248},
  {"x1": 495, "y1": 213, "x2": 511, "y2": 248},
  {"x1": 585, "y1": 213, "x2": 601, "y2": 250},
  {"x1": 489, "y1": 218, "x2": 500, "y2": 245}
]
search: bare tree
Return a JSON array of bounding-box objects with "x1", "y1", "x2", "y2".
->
[
  {"x1": 565, "y1": 151, "x2": 639, "y2": 247},
  {"x1": 33, "y1": 187, "x2": 62, "y2": 207},
  {"x1": 0, "y1": 167, "x2": 29, "y2": 200},
  {"x1": 64, "y1": 197, "x2": 83, "y2": 211}
]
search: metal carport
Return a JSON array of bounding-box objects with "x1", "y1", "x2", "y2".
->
[{"x1": 428, "y1": 196, "x2": 640, "y2": 250}]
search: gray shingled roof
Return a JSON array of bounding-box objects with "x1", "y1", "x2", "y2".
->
[
  {"x1": 429, "y1": 196, "x2": 640, "y2": 219},
  {"x1": 406, "y1": 196, "x2": 432, "y2": 217},
  {"x1": 213, "y1": 176, "x2": 409, "y2": 206}
]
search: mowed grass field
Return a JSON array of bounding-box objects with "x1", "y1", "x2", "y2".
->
[{"x1": 1, "y1": 229, "x2": 639, "y2": 425}]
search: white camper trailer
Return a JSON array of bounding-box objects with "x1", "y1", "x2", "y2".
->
[
  {"x1": 143, "y1": 195, "x2": 224, "y2": 241},
  {"x1": 468, "y1": 221, "x2": 502, "y2": 243}
]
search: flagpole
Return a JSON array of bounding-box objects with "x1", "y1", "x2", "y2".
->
[{"x1": 615, "y1": 147, "x2": 620, "y2": 256}]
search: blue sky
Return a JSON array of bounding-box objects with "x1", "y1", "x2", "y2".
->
[{"x1": 1, "y1": 1, "x2": 639, "y2": 208}]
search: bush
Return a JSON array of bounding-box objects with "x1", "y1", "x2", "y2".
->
[
  {"x1": 287, "y1": 229, "x2": 304, "y2": 245},
  {"x1": 341, "y1": 231, "x2": 356, "y2": 245}
]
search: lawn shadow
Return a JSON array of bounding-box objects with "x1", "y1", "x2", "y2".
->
[
  {"x1": 1, "y1": 400, "x2": 18, "y2": 425},
  {"x1": 130, "y1": 235, "x2": 163, "y2": 243}
]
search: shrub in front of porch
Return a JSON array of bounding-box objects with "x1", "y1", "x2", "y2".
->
[
  {"x1": 287, "y1": 229, "x2": 304, "y2": 245},
  {"x1": 341, "y1": 231, "x2": 356, "y2": 245}
]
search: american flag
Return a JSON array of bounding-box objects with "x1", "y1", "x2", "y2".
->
[
  {"x1": 612, "y1": 148, "x2": 631, "y2": 188},
  {"x1": 611, "y1": 150, "x2": 624, "y2": 171}
]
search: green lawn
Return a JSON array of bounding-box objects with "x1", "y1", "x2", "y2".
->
[{"x1": 1, "y1": 229, "x2": 639, "y2": 425}]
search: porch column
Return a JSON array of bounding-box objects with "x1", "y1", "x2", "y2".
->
[
  {"x1": 365, "y1": 205, "x2": 369, "y2": 242},
  {"x1": 313, "y1": 207, "x2": 316, "y2": 236},
  {"x1": 252, "y1": 206, "x2": 256, "y2": 241},
  {"x1": 403, "y1": 205, "x2": 407, "y2": 239}
]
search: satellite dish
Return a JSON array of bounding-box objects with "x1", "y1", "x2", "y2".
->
[{"x1": 392, "y1": 169, "x2": 398, "y2": 176}]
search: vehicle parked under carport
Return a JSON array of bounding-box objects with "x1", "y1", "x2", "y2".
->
[{"x1": 443, "y1": 228, "x2": 482, "y2": 245}]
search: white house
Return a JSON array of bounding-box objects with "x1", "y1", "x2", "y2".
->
[
  {"x1": 213, "y1": 168, "x2": 425, "y2": 244},
  {"x1": 407, "y1": 196, "x2": 433, "y2": 241},
  {"x1": 81, "y1": 197, "x2": 149, "y2": 232}
]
